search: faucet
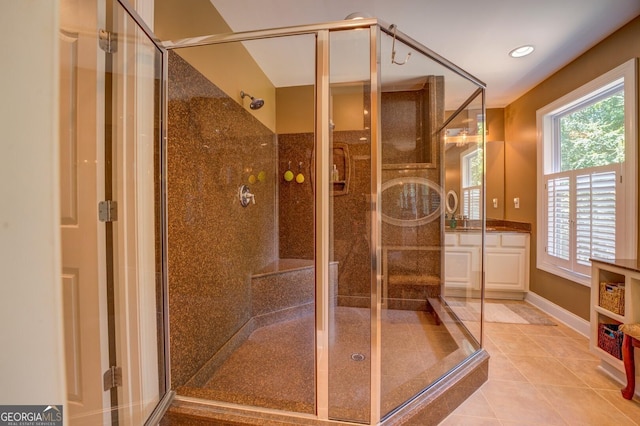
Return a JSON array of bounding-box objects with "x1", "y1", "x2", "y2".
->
[{"x1": 238, "y1": 185, "x2": 256, "y2": 207}]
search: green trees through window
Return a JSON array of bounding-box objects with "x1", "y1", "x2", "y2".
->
[{"x1": 559, "y1": 91, "x2": 624, "y2": 172}]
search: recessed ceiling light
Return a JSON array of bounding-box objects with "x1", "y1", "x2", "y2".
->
[{"x1": 509, "y1": 45, "x2": 534, "y2": 58}]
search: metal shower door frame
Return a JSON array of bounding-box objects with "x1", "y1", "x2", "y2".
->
[{"x1": 109, "y1": 1, "x2": 174, "y2": 424}]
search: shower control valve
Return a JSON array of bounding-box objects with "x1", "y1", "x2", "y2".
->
[{"x1": 239, "y1": 185, "x2": 256, "y2": 207}]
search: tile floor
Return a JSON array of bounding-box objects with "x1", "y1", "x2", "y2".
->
[{"x1": 440, "y1": 316, "x2": 640, "y2": 425}]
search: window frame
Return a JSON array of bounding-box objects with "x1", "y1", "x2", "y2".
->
[{"x1": 536, "y1": 58, "x2": 637, "y2": 286}]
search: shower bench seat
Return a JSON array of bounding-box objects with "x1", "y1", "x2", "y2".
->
[
  {"x1": 383, "y1": 245, "x2": 442, "y2": 311},
  {"x1": 427, "y1": 297, "x2": 478, "y2": 347},
  {"x1": 251, "y1": 259, "x2": 338, "y2": 322}
]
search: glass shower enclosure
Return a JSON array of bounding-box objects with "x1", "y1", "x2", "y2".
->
[{"x1": 162, "y1": 18, "x2": 486, "y2": 425}]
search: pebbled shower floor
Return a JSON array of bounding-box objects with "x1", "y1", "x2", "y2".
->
[{"x1": 177, "y1": 306, "x2": 471, "y2": 421}]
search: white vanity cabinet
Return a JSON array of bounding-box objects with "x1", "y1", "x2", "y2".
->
[
  {"x1": 444, "y1": 232, "x2": 481, "y2": 292},
  {"x1": 444, "y1": 231, "x2": 530, "y2": 299}
]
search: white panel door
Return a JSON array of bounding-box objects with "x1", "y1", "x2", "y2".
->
[{"x1": 60, "y1": 0, "x2": 111, "y2": 424}]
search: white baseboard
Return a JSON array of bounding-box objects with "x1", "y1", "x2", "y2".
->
[{"x1": 524, "y1": 291, "x2": 590, "y2": 337}]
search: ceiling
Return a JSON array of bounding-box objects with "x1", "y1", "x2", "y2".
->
[{"x1": 208, "y1": 0, "x2": 640, "y2": 108}]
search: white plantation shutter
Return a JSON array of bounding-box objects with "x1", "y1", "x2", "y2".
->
[
  {"x1": 462, "y1": 187, "x2": 481, "y2": 220},
  {"x1": 576, "y1": 170, "x2": 617, "y2": 266},
  {"x1": 461, "y1": 146, "x2": 482, "y2": 220},
  {"x1": 546, "y1": 176, "x2": 570, "y2": 261},
  {"x1": 544, "y1": 167, "x2": 618, "y2": 277}
]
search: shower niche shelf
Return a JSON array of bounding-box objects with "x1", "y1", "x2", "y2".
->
[
  {"x1": 332, "y1": 180, "x2": 347, "y2": 192},
  {"x1": 331, "y1": 143, "x2": 350, "y2": 196}
]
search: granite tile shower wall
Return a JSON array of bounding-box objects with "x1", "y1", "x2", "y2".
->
[
  {"x1": 380, "y1": 165, "x2": 442, "y2": 311},
  {"x1": 278, "y1": 130, "x2": 373, "y2": 307},
  {"x1": 380, "y1": 81, "x2": 444, "y2": 312},
  {"x1": 278, "y1": 91, "x2": 443, "y2": 311},
  {"x1": 277, "y1": 133, "x2": 314, "y2": 261},
  {"x1": 167, "y1": 52, "x2": 277, "y2": 387}
]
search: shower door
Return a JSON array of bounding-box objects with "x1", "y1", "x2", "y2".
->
[
  {"x1": 326, "y1": 28, "x2": 374, "y2": 424},
  {"x1": 163, "y1": 24, "x2": 376, "y2": 423},
  {"x1": 165, "y1": 33, "x2": 320, "y2": 415},
  {"x1": 376, "y1": 25, "x2": 485, "y2": 420},
  {"x1": 59, "y1": 0, "x2": 165, "y2": 424},
  {"x1": 109, "y1": 1, "x2": 165, "y2": 424}
]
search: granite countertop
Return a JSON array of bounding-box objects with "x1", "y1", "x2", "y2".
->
[
  {"x1": 445, "y1": 220, "x2": 531, "y2": 233},
  {"x1": 590, "y1": 257, "x2": 640, "y2": 274},
  {"x1": 446, "y1": 226, "x2": 530, "y2": 233}
]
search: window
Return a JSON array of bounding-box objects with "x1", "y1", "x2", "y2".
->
[
  {"x1": 537, "y1": 59, "x2": 637, "y2": 286},
  {"x1": 461, "y1": 145, "x2": 482, "y2": 220}
]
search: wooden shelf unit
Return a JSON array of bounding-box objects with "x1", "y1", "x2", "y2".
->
[{"x1": 590, "y1": 259, "x2": 640, "y2": 375}]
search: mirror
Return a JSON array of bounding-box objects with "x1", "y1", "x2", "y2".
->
[
  {"x1": 444, "y1": 107, "x2": 505, "y2": 220},
  {"x1": 445, "y1": 190, "x2": 458, "y2": 215},
  {"x1": 381, "y1": 177, "x2": 444, "y2": 226},
  {"x1": 444, "y1": 140, "x2": 504, "y2": 220}
]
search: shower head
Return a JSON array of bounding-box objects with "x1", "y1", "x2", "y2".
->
[{"x1": 240, "y1": 90, "x2": 265, "y2": 110}]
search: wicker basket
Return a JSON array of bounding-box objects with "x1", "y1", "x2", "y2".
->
[
  {"x1": 597, "y1": 323, "x2": 623, "y2": 360},
  {"x1": 599, "y1": 282, "x2": 625, "y2": 315}
]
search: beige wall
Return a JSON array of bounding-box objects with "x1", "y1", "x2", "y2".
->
[
  {"x1": 155, "y1": 0, "x2": 277, "y2": 132},
  {"x1": 504, "y1": 16, "x2": 640, "y2": 319},
  {"x1": 486, "y1": 109, "x2": 506, "y2": 219},
  {"x1": 276, "y1": 84, "x2": 368, "y2": 134},
  {"x1": 276, "y1": 85, "x2": 314, "y2": 134},
  {"x1": 332, "y1": 85, "x2": 367, "y2": 131},
  {"x1": 0, "y1": 1, "x2": 67, "y2": 406},
  {"x1": 486, "y1": 108, "x2": 505, "y2": 141}
]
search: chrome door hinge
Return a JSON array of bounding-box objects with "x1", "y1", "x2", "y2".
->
[
  {"x1": 98, "y1": 200, "x2": 118, "y2": 222},
  {"x1": 103, "y1": 366, "x2": 122, "y2": 391},
  {"x1": 98, "y1": 29, "x2": 117, "y2": 53}
]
